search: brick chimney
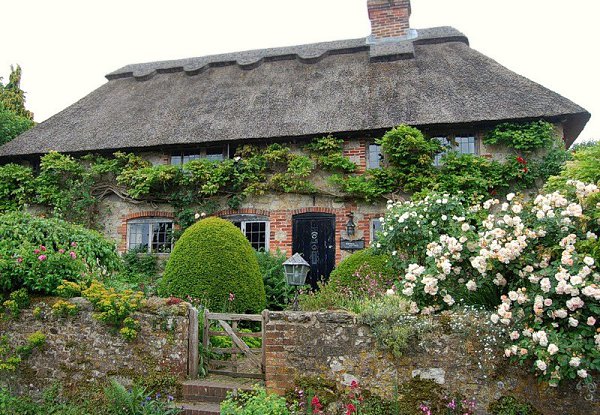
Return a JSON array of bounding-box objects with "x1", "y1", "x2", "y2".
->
[{"x1": 367, "y1": 0, "x2": 412, "y2": 41}]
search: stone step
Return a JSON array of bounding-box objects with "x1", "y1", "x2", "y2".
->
[
  {"x1": 176, "y1": 401, "x2": 221, "y2": 415},
  {"x1": 181, "y1": 378, "x2": 258, "y2": 403}
]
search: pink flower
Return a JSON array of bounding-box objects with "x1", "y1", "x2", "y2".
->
[
  {"x1": 38, "y1": 255, "x2": 47, "y2": 261},
  {"x1": 16, "y1": 257, "x2": 23, "y2": 263},
  {"x1": 34, "y1": 249, "x2": 40, "y2": 254},
  {"x1": 345, "y1": 403, "x2": 356, "y2": 414},
  {"x1": 228, "y1": 292, "x2": 235, "y2": 302},
  {"x1": 69, "y1": 251, "x2": 77, "y2": 259},
  {"x1": 71, "y1": 242, "x2": 77, "y2": 247},
  {"x1": 40, "y1": 245, "x2": 46, "y2": 251},
  {"x1": 59, "y1": 249, "x2": 65, "y2": 254}
]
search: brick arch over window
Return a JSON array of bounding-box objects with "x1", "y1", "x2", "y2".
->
[
  {"x1": 117, "y1": 211, "x2": 175, "y2": 252},
  {"x1": 214, "y1": 208, "x2": 271, "y2": 218}
]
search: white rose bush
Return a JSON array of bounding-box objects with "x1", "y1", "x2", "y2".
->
[{"x1": 376, "y1": 181, "x2": 600, "y2": 387}]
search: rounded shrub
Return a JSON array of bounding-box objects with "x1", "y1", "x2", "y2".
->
[
  {"x1": 328, "y1": 249, "x2": 396, "y2": 296},
  {"x1": 160, "y1": 217, "x2": 266, "y2": 313}
]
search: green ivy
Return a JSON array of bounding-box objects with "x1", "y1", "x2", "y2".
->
[
  {"x1": 483, "y1": 120, "x2": 555, "y2": 152},
  {"x1": 0, "y1": 121, "x2": 565, "y2": 233}
]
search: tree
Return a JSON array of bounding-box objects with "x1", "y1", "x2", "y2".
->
[
  {"x1": 0, "y1": 65, "x2": 33, "y2": 120},
  {"x1": 0, "y1": 65, "x2": 35, "y2": 145}
]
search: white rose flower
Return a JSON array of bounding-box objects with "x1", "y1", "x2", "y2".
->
[
  {"x1": 584, "y1": 256, "x2": 595, "y2": 266},
  {"x1": 587, "y1": 316, "x2": 596, "y2": 326},
  {"x1": 466, "y1": 280, "x2": 477, "y2": 291},
  {"x1": 506, "y1": 193, "x2": 515, "y2": 201},
  {"x1": 547, "y1": 344, "x2": 559, "y2": 355},
  {"x1": 569, "y1": 317, "x2": 579, "y2": 327},
  {"x1": 490, "y1": 314, "x2": 499, "y2": 324},
  {"x1": 535, "y1": 360, "x2": 547, "y2": 371},
  {"x1": 386, "y1": 288, "x2": 395, "y2": 296},
  {"x1": 569, "y1": 357, "x2": 581, "y2": 367},
  {"x1": 443, "y1": 294, "x2": 455, "y2": 306},
  {"x1": 461, "y1": 223, "x2": 470, "y2": 232},
  {"x1": 577, "y1": 369, "x2": 588, "y2": 378},
  {"x1": 509, "y1": 331, "x2": 520, "y2": 340},
  {"x1": 511, "y1": 204, "x2": 522, "y2": 214},
  {"x1": 554, "y1": 309, "x2": 568, "y2": 319}
]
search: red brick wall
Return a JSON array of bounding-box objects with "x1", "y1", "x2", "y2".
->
[
  {"x1": 367, "y1": 0, "x2": 411, "y2": 39},
  {"x1": 215, "y1": 205, "x2": 383, "y2": 265}
]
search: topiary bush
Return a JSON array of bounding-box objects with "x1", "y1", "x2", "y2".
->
[
  {"x1": 328, "y1": 249, "x2": 396, "y2": 297},
  {"x1": 160, "y1": 217, "x2": 265, "y2": 313}
]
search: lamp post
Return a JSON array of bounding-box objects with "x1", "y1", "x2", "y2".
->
[{"x1": 283, "y1": 253, "x2": 311, "y2": 311}]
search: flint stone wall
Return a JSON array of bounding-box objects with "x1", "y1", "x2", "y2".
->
[
  {"x1": 0, "y1": 297, "x2": 197, "y2": 393},
  {"x1": 264, "y1": 311, "x2": 598, "y2": 415}
]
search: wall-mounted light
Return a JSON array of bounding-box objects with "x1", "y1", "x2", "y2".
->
[{"x1": 346, "y1": 212, "x2": 356, "y2": 237}]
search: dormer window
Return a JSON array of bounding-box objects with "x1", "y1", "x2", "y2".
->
[{"x1": 433, "y1": 135, "x2": 477, "y2": 166}]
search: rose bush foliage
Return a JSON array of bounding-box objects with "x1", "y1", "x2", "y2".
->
[{"x1": 376, "y1": 182, "x2": 600, "y2": 386}]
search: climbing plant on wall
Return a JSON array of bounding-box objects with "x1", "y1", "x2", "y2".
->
[{"x1": 0, "y1": 121, "x2": 567, "y2": 233}]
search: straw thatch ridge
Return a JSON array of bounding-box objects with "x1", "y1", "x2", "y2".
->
[{"x1": 0, "y1": 27, "x2": 589, "y2": 158}]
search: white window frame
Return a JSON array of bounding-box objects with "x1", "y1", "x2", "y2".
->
[
  {"x1": 367, "y1": 143, "x2": 383, "y2": 169},
  {"x1": 433, "y1": 135, "x2": 478, "y2": 166},
  {"x1": 370, "y1": 218, "x2": 382, "y2": 242},
  {"x1": 224, "y1": 214, "x2": 270, "y2": 251},
  {"x1": 126, "y1": 217, "x2": 174, "y2": 254}
]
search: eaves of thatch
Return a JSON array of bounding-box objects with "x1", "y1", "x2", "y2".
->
[{"x1": 0, "y1": 27, "x2": 589, "y2": 159}]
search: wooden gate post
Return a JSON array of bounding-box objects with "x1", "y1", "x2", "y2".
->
[{"x1": 188, "y1": 306, "x2": 199, "y2": 378}]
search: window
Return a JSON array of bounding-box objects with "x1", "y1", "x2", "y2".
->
[
  {"x1": 371, "y1": 218, "x2": 382, "y2": 242},
  {"x1": 205, "y1": 147, "x2": 225, "y2": 162},
  {"x1": 433, "y1": 135, "x2": 477, "y2": 166},
  {"x1": 127, "y1": 218, "x2": 173, "y2": 253},
  {"x1": 171, "y1": 146, "x2": 228, "y2": 165},
  {"x1": 368, "y1": 144, "x2": 383, "y2": 169},
  {"x1": 171, "y1": 152, "x2": 201, "y2": 166},
  {"x1": 224, "y1": 215, "x2": 269, "y2": 251}
]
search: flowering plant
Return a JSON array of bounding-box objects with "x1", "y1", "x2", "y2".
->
[{"x1": 376, "y1": 183, "x2": 600, "y2": 386}]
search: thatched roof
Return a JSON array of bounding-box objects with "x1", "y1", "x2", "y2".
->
[{"x1": 0, "y1": 27, "x2": 589, "y2": 158}]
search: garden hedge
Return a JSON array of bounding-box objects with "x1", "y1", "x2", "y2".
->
[
  {"x1": 328, "y1": 249, "x2": 396, "y2": 294},
  {"x1": 160, "y1": 217, "x2": 266, "y2": 313}
]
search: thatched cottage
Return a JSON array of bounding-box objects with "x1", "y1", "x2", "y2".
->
[{"x1": 0, "y1": 0, "x2": 589, "y2": 284}]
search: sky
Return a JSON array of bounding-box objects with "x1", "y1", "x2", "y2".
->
[{"x1": 2, "y1": 0, "x2": 599, "y2": 144}]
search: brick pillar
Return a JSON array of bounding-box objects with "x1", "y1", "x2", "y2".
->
[
  {"x1": 367, "y1": 0, "x2": 411, "y2": 40},
  {"x1": 264, "y1": 313, "x2": 295, "y2": 394}
]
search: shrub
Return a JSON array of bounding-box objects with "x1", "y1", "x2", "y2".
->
[
  {"x1": 545, "y1": 141, "x2": 600, "y2": 195},
  {"x1": 255, "y1": 249, "x2": 293, "y2": 310},
  {"x1": 488, "y1": 396, "x2": 542, "y2": 415},
  {"x1": 327, "y1": 249, "x2": 396, "y2": 297},
  {"x1": 483, "y1": 121, "x2": 556, "y2": 152},
  {"x1": 0, "y1": 212, "x2": 121, "y2": 294},
  {"x1": 221, "y1": 387, "x2": 289, "y2": 415},
  {"x1": 160, "y1": 217, "x2": 265, "y2": 313},
  {"x1": 376, "y1": 182, "x2": 600, "y2": 386},
  {"x1": 103, "y1": 379, "x2": 180, "y2": 415}
]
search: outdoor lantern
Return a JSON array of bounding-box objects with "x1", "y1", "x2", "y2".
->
[
  {"x1": 345, "y1": 212, "x2": 356, "y2": 237},
  {"x1": 283, "y1": 253, "x2": 311, "y2": 286},
  {"x1": 283, "y1": 253, "x2": 311, "y2": 310}
]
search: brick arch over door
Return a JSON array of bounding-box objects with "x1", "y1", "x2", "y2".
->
[{"x1": 117, "y1": 211, "x2": 175, "y2": 252}]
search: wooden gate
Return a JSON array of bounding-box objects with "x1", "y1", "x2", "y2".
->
[{"x1": 202, "y1": 310, "x2": 266, "y2": 379}]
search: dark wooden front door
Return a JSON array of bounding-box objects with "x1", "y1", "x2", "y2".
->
[{"x1": 292, "y1": 213, "x2": 336, "y2": 289}]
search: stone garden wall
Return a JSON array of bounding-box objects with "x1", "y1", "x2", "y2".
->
[
  {"x1": 0, "y1": 297, "x2": 198, "y2": 394},
  {"x1": 264, "y1": 311, "x2": 599, "y2": 415}
]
